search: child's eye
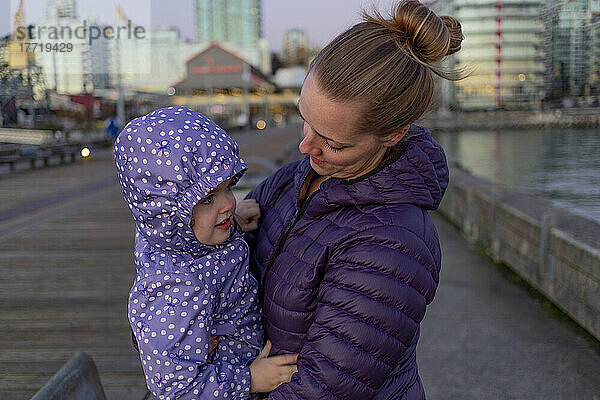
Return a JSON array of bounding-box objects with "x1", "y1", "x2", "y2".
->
[{"x1": 200, "y1": 195, "x2": 214, "y2": 205}]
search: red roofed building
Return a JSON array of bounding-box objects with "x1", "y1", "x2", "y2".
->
[{"x1": 171, "y1": 42, "x2": 275, "y2": 95}]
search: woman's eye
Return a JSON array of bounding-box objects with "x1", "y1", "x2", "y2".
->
[
  {"x1": 324, "y1": 140, "x2": 343, "y2": 152},
  {"x1": 200, "y1": 195, "x2": 214, "y2": 204}
]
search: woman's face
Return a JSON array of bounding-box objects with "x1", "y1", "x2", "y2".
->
[{"x1": 297, "y1": 73, "x2": 402, "y2": 180}]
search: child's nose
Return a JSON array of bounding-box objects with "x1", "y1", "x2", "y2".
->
[{"x1": 219, "y1": 192, "x2": 235, "y2": 213}]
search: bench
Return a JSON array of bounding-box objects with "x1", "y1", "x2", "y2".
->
[
  {"x1": 0, "y1": 144, "x2": 21, "y2": 170},
  {"x1": 0, "y1": 128, "x2": 81, "y2": 172},
  {"x1": 0, "y1": 143, "x2": 80, "y2": 171}
]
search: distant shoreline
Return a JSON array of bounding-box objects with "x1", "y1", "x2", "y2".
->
[{"x1": 418, "y1": 108, "x2": 600, "y2": 131}]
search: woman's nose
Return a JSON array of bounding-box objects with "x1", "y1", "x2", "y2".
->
[{"x1": 299, "y1": 125, "x2": 321, "y2": 155}]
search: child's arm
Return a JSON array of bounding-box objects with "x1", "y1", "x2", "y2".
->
[
  {"x1": 130, "y1": 273, "x2": 256, "y2": 399},
  {"x1": 249, "y1": 341, "x2": 298, "y2": 393}
]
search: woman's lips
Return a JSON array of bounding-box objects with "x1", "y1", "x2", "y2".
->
[
  {"x1": 215, "y1": 216, "x2": 232, "y2": 230},
  {"x1": 310, "y1": 156, "x2": 326, "y2": 166}
]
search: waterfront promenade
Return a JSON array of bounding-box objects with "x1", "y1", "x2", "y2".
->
[{"x1": 0, "y1": 125, "x2": 598, "y2": 399}]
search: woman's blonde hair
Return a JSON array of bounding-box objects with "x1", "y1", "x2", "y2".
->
[{"x1": 309, "y1": 0, "x2": 464, "y2": 137}]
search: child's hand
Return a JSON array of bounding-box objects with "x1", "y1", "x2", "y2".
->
[
  {"x1": 249, "y1": 340, "x2": 298, "y2": 393},
  {"x1": 235, "y1": 199, "x2": 261, "y2": 232}
]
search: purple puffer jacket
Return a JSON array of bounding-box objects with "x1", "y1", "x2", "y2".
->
[
  {"x1": 115, "y1": 107, "x2": 263, "y2": 400},
  {"x1": 245, "y1": 125, "x2": 447, "y2": 400}
]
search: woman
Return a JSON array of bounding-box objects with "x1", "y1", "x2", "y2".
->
[{"x1": 239, "y1": 1, "x2": 463, "y2": 398}]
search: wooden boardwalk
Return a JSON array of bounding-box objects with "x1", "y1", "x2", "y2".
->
[
  {"x1": 0, "y1": 125, "x2": 302, "y2": 399},
  {"x1": 0, "y1": 153, "x2": 147, "y2": 399},
  {"x1": 1, "y1": 122, "x2": 599, "y2": 399}
]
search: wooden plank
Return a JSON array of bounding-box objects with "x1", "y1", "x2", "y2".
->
[
  {"x1": 0, "y1": 128, "x2": 301, "y2": 399},
  {"x1": 0, "y1": 153, "x2": 147, "y2": 399}
]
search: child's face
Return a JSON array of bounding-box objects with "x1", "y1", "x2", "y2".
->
[{"x1": 190, "y1": 178, "x2": 236, "y2": 245}]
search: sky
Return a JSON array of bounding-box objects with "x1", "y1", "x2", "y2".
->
[{"x1": 0, "y1": 0, "x2": 399, "y2": 51}]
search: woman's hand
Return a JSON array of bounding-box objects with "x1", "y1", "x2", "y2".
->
[
  {"x1": 235, "y1": 199, "x2": 261, "y2": 232},
  {"x1": 249, "y1": 341, "x2": 298, "y2": 393}
]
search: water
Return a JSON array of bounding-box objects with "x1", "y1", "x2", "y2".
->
[{"x1": 433, "y1": 128, "x2": 600, "y2": 223}]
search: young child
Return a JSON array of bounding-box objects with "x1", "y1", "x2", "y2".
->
[{"x1": 114, "y1": 106, "x2": 296, "y2": 400}]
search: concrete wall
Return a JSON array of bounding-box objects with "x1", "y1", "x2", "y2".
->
[
  {"x1": 438, "y1": 166, "x2": 600, "y2": 341},
  {"x1": 418, "y1": 109, "x2": 600, "y2": 131}
]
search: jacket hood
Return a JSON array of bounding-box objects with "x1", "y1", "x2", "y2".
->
[
  {"x1": 114, "y1": 106, "x2": 246, "y2": 256},
  {"x1": 295, "y1": 124, "x2": 448, "y2": 210}
]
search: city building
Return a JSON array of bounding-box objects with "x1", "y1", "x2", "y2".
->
[
  {"x1": 195, "y1": 0, "x2": 270, "y2": 75},
  {"x1": 109, "y1": 29, "x2": 204, "y2": 93},
  {"x1": 282, "y1": 29, "x2": 309, "y2": 66},
  {"x1": 0, "y1": 37, "x2": 7, "y2": 65},
  {"x1": 542, "y1": 0, "x2": 590, "y2": 100},
  {"x1": 107, "y1": 32, "x2": 273, "y2": 94},
  {"x1": 273, "y1": 66, "x2": 307, "y2": 89},
  {"x1": 235, "y1": 38, "x2": 272, "y2": 76},
  {"x1": 171, "y1": 42, "x2": 274, "y2": 95},
  {"x1": 0, "y1": 34, "x2": 39, "y2": 102},
  {"x1": 46, "y1": 0, "x2": 77, "y2": 21},
  {"x1": 434, "y1": 0, "x2": 545, "y2": 110},
  {"x1": 27, "y1": 0, "x2": 113, "y2": 94},
  {"x1": 589, "y1": 1, "x2": 600, "y2": 96},
  {"x1": 3, "y1": 0, "x2": 46, "y2": 100},
  {"x1": 136, "y1": 30, "x2": 202, "y2": 92},
  {"x1": 170, "y1": 42, "x2": 277, "y2": 129},
  {"x1": 33, "y1": 16, "x2": 106, "y2": 94},
  {"x1": 195, "y1": 0, "x2": 261, "y2": 48}
]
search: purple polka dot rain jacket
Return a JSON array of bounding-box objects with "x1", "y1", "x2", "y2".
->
[{"x1": 114, "y1": 107, "x2": 263, "y2": 400}]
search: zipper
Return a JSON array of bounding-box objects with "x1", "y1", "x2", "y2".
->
[{"x1": 260, "y1": 170, "x2": 319, "y2": 302}]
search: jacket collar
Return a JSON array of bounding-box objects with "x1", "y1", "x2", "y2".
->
[{"x1": 293, "y1": 125, "x2": 449, "y2": 216}]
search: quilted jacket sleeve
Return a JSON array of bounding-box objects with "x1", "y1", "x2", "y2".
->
[
  {"x1": 268, "y1": 224, "x2": 439, "y2": 400},
  {"x1": 130, "y1": 273, "x2": 252, "y2": 400}
]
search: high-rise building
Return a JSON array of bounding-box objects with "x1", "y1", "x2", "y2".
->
[
  {"x1": 542, "y1": 0, "x2": 590, "y2": 99},
  {"x1": 282, "y1": 29, "x2": 308, "y2": 66},
  {"x1": 46, "y1": 0, "x2": 77, "y2": 21},
  {"x1": 33, "y1": 0, "x2": 99, "y2": 93},
  {"x1": 33, "y1": 11, "x2": 115, "y2": 94},
  {"x1": 589, "y1": 0, "x2": 600, "y2": 95},
  {"x1": 435, "y1": 0, "x2": 545, "y2": 110},
  {"x1": 195, "y1": 0, "x2": 261, "y2": 48}
]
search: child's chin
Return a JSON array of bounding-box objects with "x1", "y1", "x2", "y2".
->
[
  {"x1": 196, "y1": 230, "x2": 231, "y2": 246},
  {"x1": 217, "y1": 232, "x2": 231, "y2": 244},
  {"x1": 207, "y1": 230, "x2": 231, "y2": 246}
]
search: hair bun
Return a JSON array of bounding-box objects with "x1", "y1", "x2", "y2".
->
[
  {"x1": 363, "y1": 0, "x2": 463, "y2": 64},
  {"x1": 440, "y1": 15, "x2": 464, "y2": 56}
]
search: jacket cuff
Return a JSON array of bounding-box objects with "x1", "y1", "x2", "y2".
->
[{"x1": 235, "y1": 365, "x2": 252, "y2": 399}]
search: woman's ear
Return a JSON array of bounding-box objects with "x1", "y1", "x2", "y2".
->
[
  {"x1": 189, "y1": 218, "x2": 195, "y2": 228},
  {"x1": 382, "y1": 125, "x2": 410, "y2": 147}
]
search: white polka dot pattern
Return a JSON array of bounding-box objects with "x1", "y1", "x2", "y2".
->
[
  {"x1": 114, "y1": 107, "x2": 264, "y2": 399},
  {"x1": 114, "y1": 106, "x2": 247, "y2": 256}
]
